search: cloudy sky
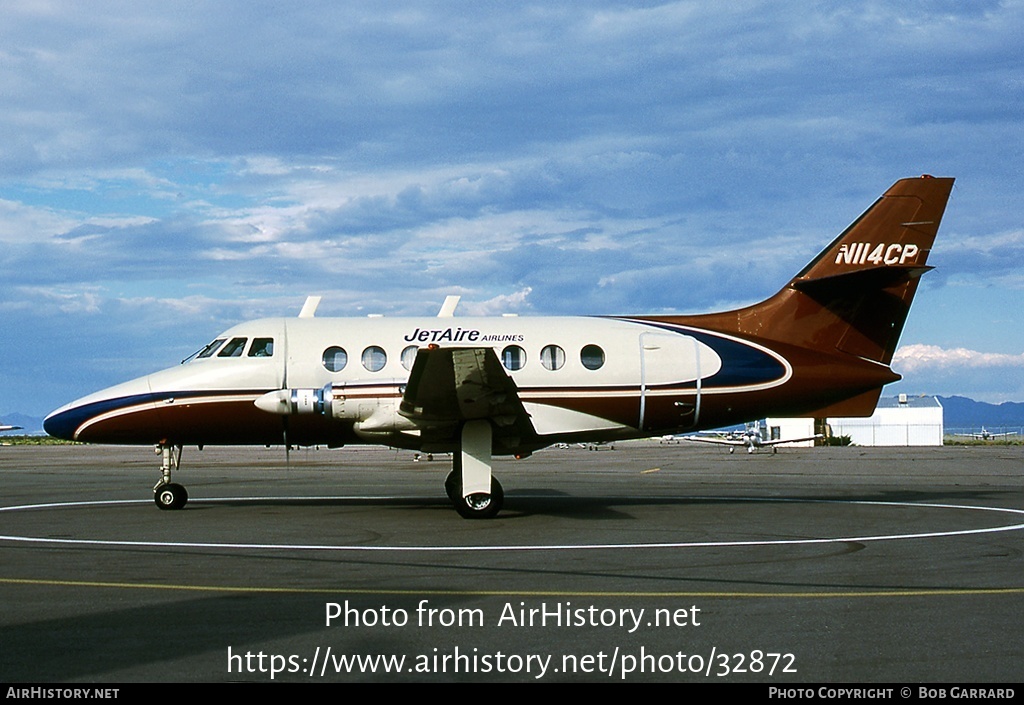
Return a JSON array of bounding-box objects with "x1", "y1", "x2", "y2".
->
[{"x1": 2, "y1": 1, "x2": 1023, "y2": 419}]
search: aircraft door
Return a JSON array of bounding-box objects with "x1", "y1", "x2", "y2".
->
[
  {"x1": 244, "y1": 319, "x2": 287, "y2": 391},
  {"x1": 282, "y1": 319, "x2": 327, "y2": 389},
  {"x1": 639, "y1": 331, "x2": 702, "y2": 431}
]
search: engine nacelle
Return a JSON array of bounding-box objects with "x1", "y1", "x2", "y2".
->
[
  {"x1": 255, "y1": 385, "x2": 333, "y2": 416},
  {"x1": 254, "y1": 383, "x2": 415, "y2": 435}
]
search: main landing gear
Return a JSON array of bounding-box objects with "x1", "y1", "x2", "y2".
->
[
  {"x1": 445, "y1": 468, "x2": 504, "y2": 519},
  {"x1": 153, "y1": 443, "x2": 188, "y2": 510},
  {"x1": 148, "y1": 428, "x2": 506, "y2": 517},
  {"x1": 445, "y1": 419, "x2": 504, "y2": 519}
]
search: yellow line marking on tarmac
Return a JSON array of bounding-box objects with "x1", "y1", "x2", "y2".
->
[
  {"x1": 641, "y1": 468, "x2": 660, "y2": 474},
  {"x1": 3, "y1": 577, "x2": 1024, "y2": 598}
]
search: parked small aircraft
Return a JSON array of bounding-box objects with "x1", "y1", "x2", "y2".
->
[
  {"x1": 682, "y1": 422, "x2": 821, "y2": 454},
  {"x1": 45, "y1": 176, "x2": 954, "y2": 518},
  {"x1": 960, "y1": 427, "x2": 1018, "y2": 441}
]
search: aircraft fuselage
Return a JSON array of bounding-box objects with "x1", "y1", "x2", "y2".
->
[{"x1": 45, "y1": 313, "x2": 848, "y2": 453}]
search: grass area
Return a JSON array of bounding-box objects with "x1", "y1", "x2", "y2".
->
[
  {"x1": 0, "y1": 435, "x2": 78, "y2": 446},
  {"x1": 943, "y1": 437, "x2": 1024, "y2": 446}
]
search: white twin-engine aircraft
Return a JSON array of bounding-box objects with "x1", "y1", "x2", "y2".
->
[
  {"x1": 681, "y1": 423, "x2": 822, "y2": 454},
  {"x1": 45, "y1": 176, "x2": 955, "y2": 518},
  {"x1": 962, "y1": 427, "x2": 1017, "y2": 441}
]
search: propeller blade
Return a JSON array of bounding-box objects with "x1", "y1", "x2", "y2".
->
[{"x1": 283, "y1": 415, "x2": 290, "y2": 468}]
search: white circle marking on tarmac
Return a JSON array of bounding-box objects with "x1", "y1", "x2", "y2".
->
[
  {"x1": 1, "y1": 496, "x2": 1024, "y2": 552},
  {"x1": 0, "y1": 495, "x2": 1019, "y2": 549}
]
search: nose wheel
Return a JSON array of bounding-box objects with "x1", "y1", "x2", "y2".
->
[
  {"x1": 153, "y1": 443, "x2": 189, "y2": 510},
  {"x1": 155, "y1": 482, "x2": 188, "y2": 510}
]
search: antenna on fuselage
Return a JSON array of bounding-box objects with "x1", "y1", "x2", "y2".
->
[
  {"x1": 298, "y1": 295, "x2": 321, "y2": 318},
  {"x1": 437, "y1": 295, "x2": 460, "y2": 317}
]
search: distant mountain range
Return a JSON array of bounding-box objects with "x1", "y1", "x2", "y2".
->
[
  {"x1": 936, "y1": 396, "x2": 1024, "y2": 431},
  {"x1": 1, "y1": 412, "x2": 46, "y2": 435},
  {"x1": 5, "y1": 395, "x2": 1024, "y2": 438}
]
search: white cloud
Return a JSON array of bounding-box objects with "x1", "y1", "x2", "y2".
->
[
  {"x1": 4, "y1": 2, "x2": 1024, "y2": 413},
  {"x1": 462, "y1": 287, "x2": 534, "y2": 317},
  {"x1": 893, "y1": 344, "x2": 1024, "y2": 373},
  {"x1": 0, "y1": 198, "x2": 76, "y2": 242}
]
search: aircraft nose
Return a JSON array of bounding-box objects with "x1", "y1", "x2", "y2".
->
[
  {"x1": 43, "y1": 374, "x2": 156, "y2": 442},
  {"x1": 43, "y1": 406, "x2": 78, "y2": 441}
]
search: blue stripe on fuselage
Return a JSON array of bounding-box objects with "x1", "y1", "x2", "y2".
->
[
  {"x1": 627, "y1": 319, "x2": 787, "y2": 389},
  {"x1": 43, "y1": 392, "x2": 175, "y2": 440}
]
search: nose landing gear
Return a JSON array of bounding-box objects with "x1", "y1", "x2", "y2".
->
[{"x1": 153, "y1": 443, "x2": 189, "y2": 510}]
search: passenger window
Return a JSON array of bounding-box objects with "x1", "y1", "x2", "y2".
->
[
  {"x1": 401, "y1": 345, "x2": 418, "y2": 371},
  {"x1": 248, "y1": 338, "x2": 274, "y2": 357},
  {"x1": 581, "y1": 344, "x2": 605, "y2": 370},
  {"x1": 362, "y1": 346, "x2": 387, "y2": 372},
  {"x1": 502, "y1": 345, "x2": 526, "y2": 371},
  {"x1": 196, "y1": 338, "x2": 226, "y2": 359},
  {"x1": 218, "y1": 337, "x2": 247, "y2": 357},
  {"x1": 323, "y1": 346, "x2": 348, "y2": 373},
  {"x1": 540, "y1": 345, "x2": 565, "y2": 371}
]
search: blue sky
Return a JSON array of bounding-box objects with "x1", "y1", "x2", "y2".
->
[{"x1": 2, "y1": 1, "x2": 1023, "y2": 418}]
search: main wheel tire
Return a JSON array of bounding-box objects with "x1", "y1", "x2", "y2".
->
[
  {"x1": 444, "y1": 470, "x2": 460, "y2": 501},
  {"x1": 155, "y1": 482, "x2": 188, "y2": 510},
  {"x1": 452, "y1": 477, "x2": 504, "y2": 519}
]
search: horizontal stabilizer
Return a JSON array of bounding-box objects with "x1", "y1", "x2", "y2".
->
[{"x1": 791, "y1": 265, "x2": 932, "y2": 299}]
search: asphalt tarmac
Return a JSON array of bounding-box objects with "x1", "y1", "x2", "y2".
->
[{"x1": 1, "y1": 441, "x2": 1022, "y2": 683}]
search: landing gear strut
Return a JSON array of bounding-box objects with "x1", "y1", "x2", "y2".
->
[
  {"x1": 153, "y1": 443, "x2": 188, "y2": 510},
  {"x1": 446, "y1": 420, "x2": 503, "y2": 519}
]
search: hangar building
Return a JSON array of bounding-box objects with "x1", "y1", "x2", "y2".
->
[{"x1": 827, "y1": 394, "x2": 944, "y2": 446}]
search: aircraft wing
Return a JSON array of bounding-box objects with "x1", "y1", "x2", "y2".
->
[
  {"x1": 681, "y1": 434, "x2": 822, "y2": 447},
  {"x1": 680, "y1": 435, "x2": 745, "y2": 446},
  {"x1": 399, "y1": 346, "x2": 536, "y2": 452},
  {"x1": 759, "y1": 434, "x2": 823, "y2": 447}
]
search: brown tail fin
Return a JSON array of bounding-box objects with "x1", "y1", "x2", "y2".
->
[
  {"x1": 682, "y1": 176, "x2": 955, "y2": 365},
  {"x1": 785, "y1": 175, "x2": 954, "y2": 364}
]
